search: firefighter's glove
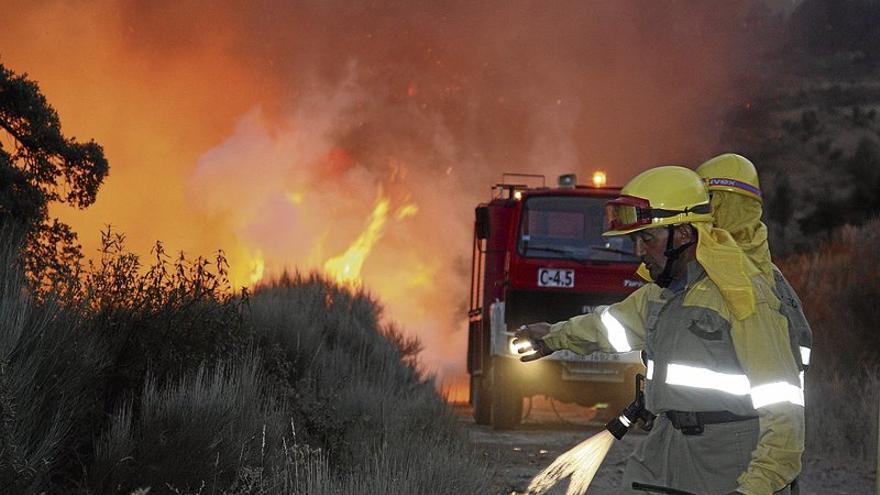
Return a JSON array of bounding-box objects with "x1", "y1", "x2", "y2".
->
[{"x1": 513, "y1": 323, "x2": 554, "y2": 362}]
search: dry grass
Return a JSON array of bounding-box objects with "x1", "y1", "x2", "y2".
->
[
  {"x1": 0, "y1": 229, "x2": 108, "y2": 493},
  {"x1": 778, "y1": 218, "x2": 880, "y2": 464}
]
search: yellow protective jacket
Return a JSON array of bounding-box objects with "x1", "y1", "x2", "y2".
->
[
  {"x1": 542, "y1": 263, "x2": 804, "y2": 495},
  {"x1": 713, "y1": 191, "x2": 813, "y2": 372}
]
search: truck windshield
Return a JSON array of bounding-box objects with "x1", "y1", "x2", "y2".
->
[{"x1": 518, "y1": 196, "x2": 639, "y2": 263}]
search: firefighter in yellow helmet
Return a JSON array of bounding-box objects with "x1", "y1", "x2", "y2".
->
[
  {"x1": 697, "y1": 153, "x2": 813, "y2": 376},
  {"x1": 516, "y1": 166, "x2": 804, "y2": 495}
]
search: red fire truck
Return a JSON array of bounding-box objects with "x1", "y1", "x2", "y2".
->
[{"x1": 467, "y1": 172, "x2": 646, "y2": 429}]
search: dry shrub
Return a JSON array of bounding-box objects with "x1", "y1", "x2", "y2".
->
[
  {"x1": 79, "y1": 228, "x2": 249, "y2": 410},
  {"x1": 244, "y1": 274, "x2": 492, "y2": 494}
]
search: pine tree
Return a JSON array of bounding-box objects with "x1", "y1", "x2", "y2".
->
[{"x1": 0, "y1": 63, "x2": 109, "y2": 292}]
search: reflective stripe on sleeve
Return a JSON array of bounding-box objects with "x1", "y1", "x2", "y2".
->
[
  {"x1": 799, "y1": 371, "x2": 805, "y2": 390},
  {"x1": 751, "y1": 382, "x2": 805, "y2": 408},
  {"x1": 646, "y1": 359, "x2": 655, "y2": 380},
  {"x1": 665, "y1": 363, "x2": 751, "y2": 395},
  {"x1": 800, "y1": 346, "x2": 811, "y2": 366},
  {"x1": 601, "y1": 307, "x2": 632, "y2": 352}
]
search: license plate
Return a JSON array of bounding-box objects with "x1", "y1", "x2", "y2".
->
[{"x1": 538, "y1": 268, "x2": 574, "y2": 288}]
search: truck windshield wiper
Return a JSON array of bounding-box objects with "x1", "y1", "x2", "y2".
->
[
  {"x1": 526, "y1": 245, "x2": 589, "y2": 264},
  {"x1": 589, "y1": 245, "x2": 638, "y2": 258},
  {"x1": 528, "y1": 245, "x2": 576, "y2": 255}
]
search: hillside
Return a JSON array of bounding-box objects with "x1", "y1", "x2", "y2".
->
[{"x1": 718, "y1": 0, "x2": 880, "y2": 257}]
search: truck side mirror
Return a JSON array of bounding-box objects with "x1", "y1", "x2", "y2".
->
[{"x1": 475, "y1": 206, "x2": 490, "y2": 240}]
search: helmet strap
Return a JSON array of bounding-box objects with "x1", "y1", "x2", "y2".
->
[{"x1": 655, "y1": 225, "x2": 697, "y2": 288}]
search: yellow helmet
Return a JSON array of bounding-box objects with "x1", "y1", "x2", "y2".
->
[
  {"x1": 604, "y1": 166, "x2": 712, "y2": 236},
  {"x1": 696, "y1": 153, "x2": 762, "y2": 202}
]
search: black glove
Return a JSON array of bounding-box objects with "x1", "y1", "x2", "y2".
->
[{"x1": 513, "y1": 324, "x2": 554, "y2": 362}]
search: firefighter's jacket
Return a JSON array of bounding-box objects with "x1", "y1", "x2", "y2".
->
[
  {"x1": 634, "y1": 262, "x2": 811, "y2": 373},
  {"x1": 542, "y1": 262, "x2": 805, "y2": 495}
]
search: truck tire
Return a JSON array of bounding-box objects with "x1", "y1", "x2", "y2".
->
[
  {"x1": 471, "y1": 375, "x2": 492, "y2": 425},
  {"x1": 491, "y1": 363, "x2": 523, "y2": 430}
]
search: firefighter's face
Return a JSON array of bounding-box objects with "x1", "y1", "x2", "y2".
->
[
  {"x1": 630, "y1": 226, "x2": 695, "y2": 281},
  {"x1": 630, "y1": 228, "x2": 668, "y2": 279}
]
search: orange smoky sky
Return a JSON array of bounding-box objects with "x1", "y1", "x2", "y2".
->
[{"x1": 1, "y1": 0, "x2": 772, "y2": 397}]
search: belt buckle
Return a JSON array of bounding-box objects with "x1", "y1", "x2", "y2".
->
[{"x1": 671, "y1": 411, "x2": 704, "y2": 435}]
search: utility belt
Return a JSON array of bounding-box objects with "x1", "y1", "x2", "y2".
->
[{"x1": 664, "y1": 410, "x2": 757, "y2": 436}]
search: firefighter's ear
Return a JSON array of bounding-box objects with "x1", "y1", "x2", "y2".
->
[{"x1": 674, "y1": 224, "x2": 697, "y2": 244}]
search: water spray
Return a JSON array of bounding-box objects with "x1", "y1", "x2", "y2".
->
[{"x1": 526, "y1": 374, "x2": 656, "y2": 495}]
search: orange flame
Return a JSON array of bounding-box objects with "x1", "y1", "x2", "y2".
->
[
  {"x1": 323, "y1": 195, "x2": 390, "y2": 285},
  {"x1": 286, "y1": 191, "x2": 305, "y2": 205},
  {"x1": 249, "y1": 251, "x2": 265, "y2": 285},
  {"x1": 394, "y1": 203, "x2": 419, "y2": 221}
]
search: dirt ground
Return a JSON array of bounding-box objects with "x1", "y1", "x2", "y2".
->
[{"x1": 455, "y1": 398, "x2": 876, "y2": 495}]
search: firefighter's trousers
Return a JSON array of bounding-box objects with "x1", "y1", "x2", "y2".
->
[{"x1": 618, "y1": 414, "x2": 792, "y2": 495}]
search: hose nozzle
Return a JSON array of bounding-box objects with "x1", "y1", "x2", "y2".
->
[{"x1": 605, "y1": 374, "x2": 655, "y2": 440}]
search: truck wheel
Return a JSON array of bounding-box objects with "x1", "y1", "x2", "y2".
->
[
  {"x1": 471, "y1": 375, "x2": 492, "y2": 425},
  {"x1": 491, "y1": 364, "x2": 523, "y2": 430}
]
